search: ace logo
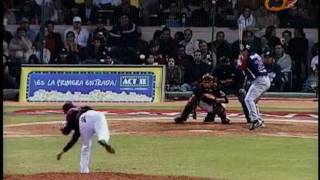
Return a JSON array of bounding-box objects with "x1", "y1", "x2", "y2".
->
[{"x1": 120, "y1": 76, "x2": 149, "y2": 87}]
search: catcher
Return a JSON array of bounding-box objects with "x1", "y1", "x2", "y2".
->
[
  {"x1": 174, "y1": 73, "x2": 230, "y2": 124},
  {"x1": 57, "y1": 102, "x2": 115, "y2": 173}
]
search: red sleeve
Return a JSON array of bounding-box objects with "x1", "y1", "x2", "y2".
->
[{"x1": 238, "y1": 55, "x2": 248, "y2": 70}]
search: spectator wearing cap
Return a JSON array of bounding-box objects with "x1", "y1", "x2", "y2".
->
[
  {"x1": 64, "y1": 16, "x2": 90, "y2": 49},
  {"x1": 263, "y1": 49, "x2": 285, "y2": 92},
  {"x1": 34, "y1": 21, "x2": 63, "y2": 61},
  {"x1": 287, "y1": 27, "x2": 309, "y2": 91},
  {"x1": 108, "y1": 13, "x2": 139, "y2": 47},
  {"x1": 179, "y1": 29, "x2": 199, "y2": 57},
  {"x1": 88, "y1": 17, "x2": 109, "y2": 47},
  {"x1": 18, "y1": 17, "x2": 37, "y2": 42},
  {"x1": 274, "y1": 43, "x2": 292, "y2": 91}
]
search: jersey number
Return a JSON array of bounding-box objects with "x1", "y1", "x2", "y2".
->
[{"x1": 80, "y1": 116, "x2": 86, "y2": 123}]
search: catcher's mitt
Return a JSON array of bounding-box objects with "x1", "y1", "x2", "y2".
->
[{"x1": 201, "y1": 93, "x2": 217, "y2": 105}]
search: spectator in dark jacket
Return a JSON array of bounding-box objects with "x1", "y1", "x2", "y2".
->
[
  {"x1": 287, "y1": 27, "x2": 309, "y2": 91},
  {"x1": 108, "y1": 13, "x2": 139, "y2": 48},
  {"x1": 34, "y1": 21, "x2": 63, "y2": 61},
  {"x1": 208, "y1": 31, "x2": 232, "y2": 60},
  {"x1": 159, "y1": 27, "x2": 177, "y2": 57}
]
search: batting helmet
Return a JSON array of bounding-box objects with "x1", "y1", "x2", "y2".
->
[{"x1": 62, "y1": 101, "x2": 75, "y2": 114}]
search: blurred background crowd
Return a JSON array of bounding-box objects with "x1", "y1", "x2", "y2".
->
[{"x1": 2, "y1": 0, "x2": 319, "y2": 93}]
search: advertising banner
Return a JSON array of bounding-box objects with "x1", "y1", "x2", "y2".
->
[{"x1": 19, "y1": 65, "x2": 165, "y2": 102}]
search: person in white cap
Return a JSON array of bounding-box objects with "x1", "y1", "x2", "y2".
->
[{"x1": 64, "y1": 16, "x2": 89, "y2": 49}]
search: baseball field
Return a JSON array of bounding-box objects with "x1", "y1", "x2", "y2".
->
[{"x1": 3, "y1": 98, "x2": 318, "y2": 180}]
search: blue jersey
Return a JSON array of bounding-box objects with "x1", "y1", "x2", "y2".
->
[{"x1": 246, "y1": 53, "x2": 268, "y2": 78}]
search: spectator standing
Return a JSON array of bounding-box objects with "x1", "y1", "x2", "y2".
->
[
  {"x1": 237, "y1": 6, "x2": 256, "y2": 30},
  {"x1": 179, "y1": 29, "x2": 199, "y2": 57},
  {"x1": 274, "y1": 43, "x2": 292, "y2": 91},
  {"x1": 64, "y1": 16, "x2": 90, "y2": 49},
  {"x1": 287, "y1": 27, "x2": 309, "y2": 91}
]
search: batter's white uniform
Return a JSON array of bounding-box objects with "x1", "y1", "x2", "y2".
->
[
  {"x1": 243, "y1": 53, "x2": 271, "y2": 122},
  {"x1": 79, "y1": 110, "x2": 110, "y2": 173}
]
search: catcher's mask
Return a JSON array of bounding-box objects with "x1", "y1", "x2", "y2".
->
[
  {"x1": 62, "y1": 101, "x2": 75, "y2": 114},
  {"x1": 201, "y1": 73, "x2": 217, "y2": 88}
]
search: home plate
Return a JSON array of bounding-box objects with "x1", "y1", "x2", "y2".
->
[{"x1": 188, "y1": 130, "x2": 213, "y2": 133}]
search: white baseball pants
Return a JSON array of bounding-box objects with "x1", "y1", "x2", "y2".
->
[
  {"x1": 79, "y1": 110, "x2": 110, "y2": 173},
  {"x1": 244, "y1": 76, "x2": 270, "y2": 121}
]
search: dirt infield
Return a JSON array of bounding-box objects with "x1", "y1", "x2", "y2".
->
[
  {"x1": 4, "y1": 98, "x2": 318, "y2": 179},
  {"x1": 4, "y1": 172, "x2": 211, "y2": 180}
]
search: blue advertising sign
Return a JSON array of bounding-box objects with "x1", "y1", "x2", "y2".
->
[{"x1": 19, "y1": 66, "x2": 165, "y2": 102}]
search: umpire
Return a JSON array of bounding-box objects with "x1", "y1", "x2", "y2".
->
[{"x1": 212, "y1": 56, "x2": 251, "y2": 123}]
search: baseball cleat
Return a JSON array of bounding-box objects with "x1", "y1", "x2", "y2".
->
[
  {"x1": 249, "y1": 119, "x2": 263, "y2": 130},
  {"x1": 203, "y1": 112, "x2": 215, "y2": 123},
  {"x1": 221, "y1": 118, "x2": 230, "y2": 124},
  {"x1": 174, "y1": 117, "x2": 186, "y2": 124},
  {"x1": 105, "y1": 144, "x2": 115, "y2": 154}
]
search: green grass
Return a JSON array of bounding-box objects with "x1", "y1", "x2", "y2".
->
[{"x1": 4, "y1": 135, "x2": 318, "y2": 180}]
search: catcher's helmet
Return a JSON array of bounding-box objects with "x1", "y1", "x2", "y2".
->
[
  {"x1": 62, "y1": 101, "x2": 75, "y2": 114},
  {"x1": 201, "y1": 73, "x2": 214, "y2": 83}
]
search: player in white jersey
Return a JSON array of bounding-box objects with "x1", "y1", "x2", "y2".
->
[
  {"x1": 57, "y1": 102, "x2": 115, "y2": 173},
  {"x1": 238, "y1": 46, "x2": 271, "y2": 130}
]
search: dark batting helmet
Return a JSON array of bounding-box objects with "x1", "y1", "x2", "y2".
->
[{"x1": 62, "y1": 101, "x2": 75, "y2": 114}]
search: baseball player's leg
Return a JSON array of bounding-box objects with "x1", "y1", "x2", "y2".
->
[
  {"x1": 79, "y1": 139, "x2": 93, "y2": 173},
  {"x1": 215, "y1": 104, "x2": 230, "y2": 124},
  {"x1": 79, "y1": 113, "x2": 95, "y2": 173},
  {"x1": 94, "y1": 112, "x2": 115, "y2": 154},
  {"x1": 174, "y1": 95, "x2": 196, "y2": 123}
]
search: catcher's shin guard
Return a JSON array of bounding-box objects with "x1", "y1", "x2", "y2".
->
[
  {"x1": 174, "y1": 104, "x2": 193, "y2": 124},
  {"x1": 204, "y1": 112, "x2": 216, "y2": 122},
  {"x1": 215, "y1": 104, "x2": 230, "y2": 124}
]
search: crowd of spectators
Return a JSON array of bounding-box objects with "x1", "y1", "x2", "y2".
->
[
  {"x1": 3, "y1": 0, "x2": 318, "y2": 28},
  {"x1": 2, "y1": 0, "x2": 318, "y2": 93}
]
